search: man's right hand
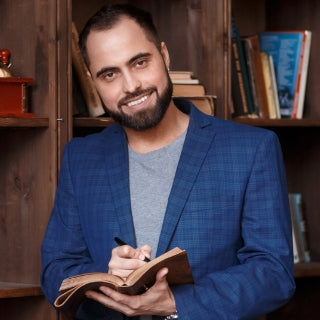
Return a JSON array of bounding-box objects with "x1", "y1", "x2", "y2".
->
[{"x1": 108, "y1": 244, "x2": 152, "y2": 279}]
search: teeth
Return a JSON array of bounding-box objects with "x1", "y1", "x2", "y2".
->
[{"x1": 127, "y1": 95, "x2": 148, "y2": 107}]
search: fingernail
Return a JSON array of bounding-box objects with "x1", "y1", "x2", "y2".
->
[{"x1": 139, "y1": 254, "x2": 146, "y2": 260}]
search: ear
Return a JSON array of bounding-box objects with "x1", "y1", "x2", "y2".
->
[{"x1": 160, "y1": 41, "x2": 170, "y2": 70}]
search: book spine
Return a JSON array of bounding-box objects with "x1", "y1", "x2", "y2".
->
[
  {"x1": 291, "y1": 31, "x2": 312, "y2": 119},
  {"x1": 293, "y1": 194, "x2": 311, "y2": 262},
  {"x1": 260, "y1": 52, "x2": 277, "y2": 119},
  {"x1": 172, "y1": 84, "x2": 205, "y2": 96},
  {"x1": 292, "y1": 225, "x2": 300, "y2": 264},
  {"x1": 231, "y1": 39, "x2": 249, "y2": 117},
  {"x1": 242, "y1": 38, "x2": 260, "y2": 116},
  {"x1": 289, "y1": 194, "x2": 305, "y2": 262},
  {"x1": 247, "y1": 36, "x2": 270, "y2": 118},
  {"x1": 268, "y1": 55, "x2": 281, "y2": 118},
  {"x1": 171, "y1": 79, "x2": 200, "y2": 84},
  {"x1": 71, "y1": 22, "x2": 105, "y2": 117},
  {"x1": 231, "y1": 20, "x2": 254, "y2": 117},
  {"x1": 289, "y1": 193, "x2": 311, "y2": 263}
]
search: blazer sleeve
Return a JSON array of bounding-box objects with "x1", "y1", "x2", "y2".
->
[
  {"x1": 40, "y1": 141, "x2": 108, "y2": 305},
  {"x1": 172, "y1": 130, "x2": 296, "y2": 320}
]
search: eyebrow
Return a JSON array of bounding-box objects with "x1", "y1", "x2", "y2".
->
[{"x1": 95, "y1": 52, "x2": 152, "y2": 78}]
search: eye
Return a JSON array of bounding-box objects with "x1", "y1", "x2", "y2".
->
[
  {"x1": 101, "y1": 71, "x2": 117, "y2": 82},
  {"x1": 105, "y1": 72, "x2": 115, "y2": 79},
  {"x1": 135, "y1": 58, "x2": 147, "y2": 68}
]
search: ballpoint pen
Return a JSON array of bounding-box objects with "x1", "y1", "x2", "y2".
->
[{"x1": 114, "y1": 237, "x2": 150, "y2": 262}]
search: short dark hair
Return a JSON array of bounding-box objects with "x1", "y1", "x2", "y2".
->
[{"x1": 79, "y1": 4, "x2": 161, "y2": 66}]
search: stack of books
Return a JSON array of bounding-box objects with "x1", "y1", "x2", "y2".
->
[
  {"x1": 231, "y1": 18, "x2": 312, "y2": 119},
  {"x1": 259, "y1": 31, "x2": 312, "y2": 119},
  {"x1": 169, "y1": 71, "x2": 215, "y2": 116}
]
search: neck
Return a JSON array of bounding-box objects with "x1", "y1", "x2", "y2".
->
[{"x1": 124, "y1": 101, "x2": 189, "y2": 154}]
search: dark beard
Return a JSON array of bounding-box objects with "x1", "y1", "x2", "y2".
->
[{"x1": 105, "y1": 74, "x2": 173, "y2": 131}]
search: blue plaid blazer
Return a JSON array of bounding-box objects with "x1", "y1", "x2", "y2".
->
[{"x1": 41, "y1": 101, "x2": 295, "y2": 319}]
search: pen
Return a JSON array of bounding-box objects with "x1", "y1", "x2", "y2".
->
[{"x1": 114, "y1": 237, "x2": 150, "y2": 262}]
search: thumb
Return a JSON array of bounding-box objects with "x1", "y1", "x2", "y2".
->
[{"x1": 156, "y1": 267, "x2": 169, "y2": 283}]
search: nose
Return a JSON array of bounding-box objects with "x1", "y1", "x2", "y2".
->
[{"x1": 122, "y1": 70, "x2": 142, "y2": 93}]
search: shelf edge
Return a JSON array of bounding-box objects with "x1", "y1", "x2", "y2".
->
[{"x1": 0, "y1": 282, "x2": 44, "y2": 299}]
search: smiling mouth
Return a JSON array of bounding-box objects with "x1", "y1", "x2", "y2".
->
[
  {"x1": 120, "y1": 88, "x2": 155, "y2": 109},
  {"x1": 126, "y1": 95, "x2": 148, "y2": 107}
]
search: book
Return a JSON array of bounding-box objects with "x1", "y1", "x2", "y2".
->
[
  {"x1": 291, "y1": 31, "x2": 312, "y2": 119},
  {"x1": 174, "y1": 96, "x2": 215, "y2": 116},
  {"x1": 242, "y1": 38, "x2": 260, "y2": 117},
  {"x1": 268, "y1": 54, "x2": 281, "y2": 119},
  {"x1": 231, "y1": 38, "x2": 248, "y2": 117},
  {"x1": 289, "y1": 193, "x2": 311, "y2": 263},
  {"x1": 54, "y1": 247, "x2": 194, "y2": 311},
  {"x1": 172, "y1": 83, "x2": 205, "y2": 96},
  {"x1": 260, "y1": 52, "x2": 279, "y2": 119},
  {"x1": 72, "y1": 66, "x2": 89, "y2": 117},
  {"x1": 242, "y1": 35, "x2": 270, "y2": 118},
  {"x1": 231, "y1": 17, "x2": 254, "y2": 117},
  {"x1": 71, "y1": 22, "x2": 106, "y2": 117},
  {"x1": 169, "y1": 70, "x2": 194, "y2": 80},
  {"x1": 189, "y1": 96, "x2": 215, "y2": 116},
  {"x1": 259, "y1": 31, "x2": 312, "y2": 118},
  {"x1": 169, "y1": 71, "x2": 200, "y2": 84},
  {"x1": 170, "y1": 70, "x2": 214, "y2": 115},
  {"x1": 171, "y1": 79, "x2": 200, "y2": 84},
  {"x1": 292, "y1": 225, "x2": 300, "y2": 264}
]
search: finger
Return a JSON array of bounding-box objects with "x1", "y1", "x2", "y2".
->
[
  {"x1": 118, "y1": 245, "x2": 149, "y2": 261},
  {"x1": 85, "y1": 289, "x2": 133, "y2": 316},
  {"x1": 138, "y1": 244, "x2": 152, "y2": 261},
  {"x1": 114, "y1": 245, "x2": 140, "y2": 259},
  {"x1": 156, "y1": 267, "x2": 169, "y2": 282},
  {"x1": 108, "y1": 246, "x2": 147, "y2": 278},
  {"x1": 96, "y1": 286, "x2": 141, "y2": 316}
]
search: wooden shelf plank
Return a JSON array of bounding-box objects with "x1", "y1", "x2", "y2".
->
[
  {"x1": 73, "y1": 117, "x2": 114, "y2": 127},
  {"x1": 0, "y1": 117, "x2": 49, "y2": 127},
  {"x1": 0, "y1": 282, "x2": 43, "y2": 299},
  {"x1": 233, "y1": 118, "x2": 320, "y2": 127},
  {"x1": 294, "y1": 262, "x2": 320, "y2": 278}
]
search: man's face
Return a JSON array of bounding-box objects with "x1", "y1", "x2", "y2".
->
[{"x1": 86, "y1": 17, "x2": 172, "y2": 131}]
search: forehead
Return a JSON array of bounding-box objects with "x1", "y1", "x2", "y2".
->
[{"x1": 86, "y1": 17, "x2": 158, "y2": 69}]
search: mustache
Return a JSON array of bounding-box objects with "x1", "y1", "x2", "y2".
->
[{"x1": 118, "y1": 87, "x2": 156, "y2": 107}]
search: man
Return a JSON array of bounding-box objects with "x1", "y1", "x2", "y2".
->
[{"x1": 41, "y1": 4, "x2": 295, "y2": 319}]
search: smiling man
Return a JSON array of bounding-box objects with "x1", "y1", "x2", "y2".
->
[
  {"x1": 85, "y1": 18, "x2": 174, "y2": 133},
  {"x1": 41, "y1": 4, "x2": 295, "y2": 320}
]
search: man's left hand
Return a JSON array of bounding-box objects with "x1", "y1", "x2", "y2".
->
[{"x1": 85, "y1": 267, "x2": 176, "y2": 317}]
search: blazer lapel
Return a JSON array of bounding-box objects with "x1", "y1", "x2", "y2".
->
[
  {"x1": 157, "y1": 109, "x2": 216, "y2": 255},
  {"x1": 104, "y1": 125, "x2": 137, "y2": 247}
]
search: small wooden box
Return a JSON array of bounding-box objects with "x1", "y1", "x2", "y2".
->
[{"x1": 0, "y1": 77, "x2": 34, "y2": 117}]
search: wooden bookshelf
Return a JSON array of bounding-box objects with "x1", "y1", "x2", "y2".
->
[
  {"x1": 233, "y1": 0, "x2": 320, "y2": 318},
  {"x1": 0, "y1": 0, "x2": 67, "y2": 319},
  {"x1": 0, "y1": 0, "x2": 320, "y2": 319}
]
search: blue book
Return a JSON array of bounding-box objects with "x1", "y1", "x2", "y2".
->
[
  {"x1": 289, "y1": 193, "x2": 311, "y2": 263},
  {"x1": 259, "y1": 31, "x2": 311, "y2": 118}
]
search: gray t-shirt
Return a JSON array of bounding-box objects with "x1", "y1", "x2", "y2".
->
[
  {"x1": 128, "y1": 130, "x2": 186, "y2": 320},
  {"x1": 129, "y1": 129, "x2": 186, "y2": 257}
]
